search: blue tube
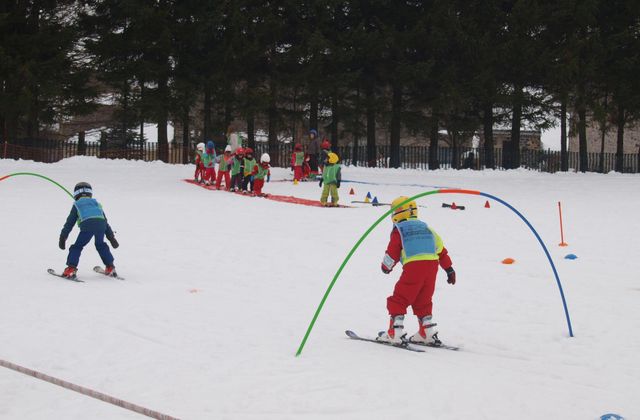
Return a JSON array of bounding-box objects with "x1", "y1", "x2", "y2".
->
[{"x1": 480, "y1": 192, "x2": 574, "y2": 337}]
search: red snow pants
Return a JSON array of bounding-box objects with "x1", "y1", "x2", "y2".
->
[
  {"x1": 204, "y1": 167, "x2": 216, "y2": 184},
  {"x1": 215, "y1": 170, "x2": 230, "y2": 190},
  {"x1": 293, "y1": 166, "x2": 303, "y2": 181},
  {"x1": 194, "y1": 164, "x2": 204, "y2": 181},
  {"x1": 387, "y1": 260, "x2": 439, "y2": 318},
  {"x1": 253, "y1": 179, "x2": 265, "y2": 195}
]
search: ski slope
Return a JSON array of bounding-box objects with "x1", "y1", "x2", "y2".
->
[{"x1": 1, "y1": 157, "x2": 638, "y2": 420}]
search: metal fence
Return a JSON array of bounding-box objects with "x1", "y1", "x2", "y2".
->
[{"x1": 2, "y1": 139, "x2": 639, "y2": 173}]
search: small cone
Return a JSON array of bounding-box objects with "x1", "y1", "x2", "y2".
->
[
  {"x1": 451, "y1": 202, "x2": 458, "y2": 210},
  {"x1": 366, "y1": 192, "x2": 372, "y2": 199},
  {"x1": 501, "y1": 258, "x2": 515, "y2": 265},
  {"x1": 484, "y1": 200, "x2": 490, "y2": 208},
  {"x1": 372, "y1": 197, "x2": 379, "y2": 206},
  {"x1": 293, "y1": 179, "x2": 299, "y2": 185},
  {"x1": 349, "y1": 188, "x2": 355, "y2": 195},
  {"x1": 364, "y1": 196, "x2": 371, "y2": 203}
]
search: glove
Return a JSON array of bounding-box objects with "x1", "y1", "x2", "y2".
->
[
  {"x1": 381, "y1": 265, "x2": 391, "y2": 274},
  {"x1": 58, "y1": 236, "x2": 66, "y2": 250},
  {"x1": 445, "y1": 267, "x2": 456, "y2": 285},
  {"x1": 267, "y1": 174, "x2": 270, "y2": 183},
  {"x1": 336, "y1": 181, "x2": 340, "y2": 189},
  {"x1": 319, "y1": 178, "x2": 323, "y2": 187},
  {"x1": 106, "y1": 234, "x2": 119, "y2": 249}
]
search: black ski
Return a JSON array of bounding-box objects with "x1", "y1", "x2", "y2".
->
[
  {"x1": 345, "y1": 330, "x2": 425, "y2": 352},
  {"x1": 47, "y1": 268, "x2": 84, "y2": 283},
  {"x1": 408, "y1": 341, "x2": 461, "y2": 351},
  {"x1": 93, "y1": 266, "x2": 125, "y2": 280}
]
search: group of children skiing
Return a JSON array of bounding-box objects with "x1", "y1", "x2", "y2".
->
[
  {"x1": 192, "y1": 139, "x2": 342, "y2": 206},
  {"x1": 193, "y1": 141, "x2": 271, "y2": 196}
]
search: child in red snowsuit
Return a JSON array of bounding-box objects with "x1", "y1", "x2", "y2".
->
[
  {"x1": 291, "y1": 143, "x2": 304, "y2": 182},
  {"x1": 215, "y1": 145, "x2": 233, "y2": 190},
  {"x1": 252, "y1": 153, "x2": 271, "y2": 196},
  {"x1": 194, "y1": 142, "x2": 205, "y2": 183},
  {"x1": 202, "y1": 141, "x2": 217, "y2": 185},
  {"x1": 377, "y1": 196, "x2": 456, "y2": 346}
]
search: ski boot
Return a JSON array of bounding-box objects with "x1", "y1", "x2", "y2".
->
[
  {"x1": 104, "y1": 265, "x2": 118, "y2": 278},
  {"x1": 62, "y1": 266, "x2": 78, "y2": 280},
  {"x1": 409, "y1": 315, "x2": 442, "y2": 346},
  {"x1": 376, "y1": 315, "x2": 405, "y2": 344}
]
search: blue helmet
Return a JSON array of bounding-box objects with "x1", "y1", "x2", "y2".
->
[
  {"x1": 309, "y1": 129, "x2": 318, "y2": 137},
  {"x1": 206, "y1": 140, "x2": 214, "y2": 149}
]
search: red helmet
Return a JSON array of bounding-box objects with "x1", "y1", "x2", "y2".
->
[
  {"x1": 235, "y1": 147, "x2": 244, "y2": 156},
  {"x1": 321, "y1": 139, "x2": 331, "y2": 150},
  {"x1": 294, "y1": 143, "x2": 303, "y2": 151},
  {"x1": 244, "y1": 147, "x2": 254, "y2": 155}
]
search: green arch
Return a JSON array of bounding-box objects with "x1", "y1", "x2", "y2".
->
[{"x1": 0, "y1": 172, "x2": 74, "y2": 199}]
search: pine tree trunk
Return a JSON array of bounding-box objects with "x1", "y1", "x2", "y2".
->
[
  {"x1": 389, "y1": 83, "x2": 401, "y2": 168},
  {"x1": 309, "y1": 86, "x2": 318, "y2": 133},
  {"x1": 429, "y1": 114, "x2": 439, "y2": 170},
  {"x1": 247, "y1": 112, "x2": 255, "y2": 151},
  {"x1": 157, "y1": 73, "x2": 169, "y2": 162},
  {"x1": 330, "y1": 91, "x2": 338, "y2": 150},
  {"x1": 268, "y1": 81, "x2": 279, "y2": 166},
  {"x1": 365, "y1": 83, "x2": 376, "y2": 167},
  {"x1": 615, "y1": 103, "x2": 625, "y2": 173},
  {"x1": 560, "y1": 97, "x2": 568, "y2": 171},
  {"x1": 578, "y1": 106, "x2": 588, "y2": 172},
  {"x1": 482, "y1": 102, "x2": 494, "y2": 169},
  {"x1": 203, "y1": 85, "x2": 211, "y2": 142},
  {"x1": 182, "y1": 106, "x2": 190, "y2": 164},
  {"x1": 510, "y1": 87, "x2": 522, "y2": 169},
  {"x1": 450, "y1": 131, "x2": 459, "y2": 169}
]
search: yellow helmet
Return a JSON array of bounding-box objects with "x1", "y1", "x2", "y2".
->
[
  {"x1": 391, "y1": 196, "x2": 418, "y2": 223},
  {"x1": 327, "y1": 152, "x2": 339, "y2": 164}
]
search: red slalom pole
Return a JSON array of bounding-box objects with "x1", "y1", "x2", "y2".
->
[{"x1": 558, "y1": 201, "x2": 568, "y2": 247}]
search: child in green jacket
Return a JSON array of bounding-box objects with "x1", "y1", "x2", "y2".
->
[{"x1": 319, "y1": 152, "x2": 341, "y2": 207}]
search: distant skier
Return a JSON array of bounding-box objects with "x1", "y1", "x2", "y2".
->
[
  {"x1": 242, "y1": 147, "x2": 257, "y2": 193},
  {"x1": 377, "y1": 196, "x2": 456, "y2": 345},
  {"x1": 202, "y1": 141, "x2": 217, "y2": 186},
  {"x1": 194, "y1": 142, "x2": 205, "y2": 183},
  {"x1": 230, "y1": 147, "x2": 245, "y2": 192},
  {"x1": 58, "y1": 182, "x2": 119, "y2": 279},
  {"x1": 252, "y1": 153, "x2": 271, "y2": 197},
  {"x1": 291, "y1": 143, "x2": 304, "y2": 182},
  {"x1": 318, "y1": 152, "x2": 341, "y2": 207},
  {"x1": 215, "y1": 145, "x2": 233, "y2": 190}
]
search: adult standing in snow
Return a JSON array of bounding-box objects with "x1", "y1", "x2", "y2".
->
[
  {"x1": 58, "y1": 182, "x2": 119, "y2": 279},
  {"x1": 226, "y1": 123, "x2": 243, "y2": 153},
  {"x1": 377, "y1": 196, "x2": 456, "y2": 346},
  {"x1": 307, "y1": 129, "x2": 322, "y2": 179}
]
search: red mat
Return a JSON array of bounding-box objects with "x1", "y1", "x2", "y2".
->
[{"x1": 184, "y1": 179, "x2": 350, "y2": 208}]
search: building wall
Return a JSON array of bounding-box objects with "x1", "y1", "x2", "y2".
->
[{"x1": 569, "y1": 119, "x2": 640, "y2": 154}]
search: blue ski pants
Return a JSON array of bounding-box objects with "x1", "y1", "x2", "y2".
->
[{"x1": 66, "y1": 228, "x2": 114, "y2": 268}]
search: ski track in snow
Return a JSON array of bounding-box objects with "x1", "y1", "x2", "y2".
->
[{"x1": 1, "y1": 157, "x2": 639, "y2": 419}]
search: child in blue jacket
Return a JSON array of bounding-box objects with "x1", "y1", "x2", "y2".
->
[{"x1": 59, "y1": 182, "x2": 119, "y2": 279}]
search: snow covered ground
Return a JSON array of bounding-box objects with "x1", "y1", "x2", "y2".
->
[{"x1": 1, "y1": 157, "x2": 638, "y2": 420}]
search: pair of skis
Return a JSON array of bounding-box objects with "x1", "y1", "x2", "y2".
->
[
  {"x1": 345, "y1": 330, "x2": 460, "y2": 353},
  {"x1": 47, "y1": 266, "x2": 125, "y2": 282}
]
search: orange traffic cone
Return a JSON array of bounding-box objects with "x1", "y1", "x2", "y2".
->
[
  {"x1": 484, "y1": 200, "x2": 490, "y2": 208},
  {"x1": 349, "y1": 188, "x2": 355, "y2": 195},
  {"x1": 451, "y1": 202, "x2": 457, "y2": 210}
]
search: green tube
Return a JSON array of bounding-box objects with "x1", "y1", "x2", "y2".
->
[{"x1": 0, "y1": 172, "x2": 74, "y2": 199}]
